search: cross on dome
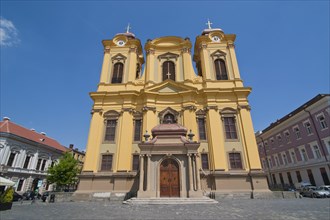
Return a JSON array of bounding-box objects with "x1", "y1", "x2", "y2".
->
[
  {"x1": 126, "y1": 23, "x2": 131, "y2": 33},
  {"x1": 206, "y1": 19, "x2": 213, "y2": 29}
]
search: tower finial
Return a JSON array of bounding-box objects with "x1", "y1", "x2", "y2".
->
[
  {"x1": 126, "y1": 23, "x2": 131, "y2": 33},
  {"x1": 206, "y1": 19, "x2": 213, "y2": 29}
]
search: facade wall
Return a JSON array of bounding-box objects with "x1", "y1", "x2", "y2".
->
[
  {"x1": 0, "y1": 132, "x2": 64, "y2": 194},
  {"x1": 256, "y1": 94, "x2": 330, "y2": 189},
  {"x1": 78, "y1": 28, "x2": 268, "y2": 196}
]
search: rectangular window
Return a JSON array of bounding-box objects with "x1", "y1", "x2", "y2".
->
[
  {"x1": 36, "y1": 158, "x2": 42, "y2": 170},
  {"x1": 272, "y1": 174, "x2": 277, "y2": 184},
  {"x1": 41, "y1": 160, "x2": 47, "y2": 171},
  {"x1": 17, "y1": 179, "x2": 24, "y2": 191},
  {"x1": 307, "y1": 169, "x2": 316, "y2": 185},
  {"x1": 290, "y1": 151, "x2": 297, "y2": 163},
  {"x1": 101, "y1": 155, "x2": 113, "y2": 171},
  {"x1": 275, "y1": 156, "x2": 280, "y2": 167},
  {"x1": 279, "y1": 173, "x2": 284, "y2": 186},
  {"x1": 296, "y1": 171, "x2": 302, "y2": 182},
  {"x1": 294, "y1": 127, "x2": 301, "y2": 139},
  {"x1": 201, "y1": 153, "x2": 209, "y2": 170},
  {"x1": 287, "y1": 172, "x2": 293, "y2": 185},
  {"x1": 197, "y1": 118, "x2": 207, "y2": 140},
  {"x1": 312, "y1": 145, "x2": 321, "y2": 159},
  {"x1": 300, "y1": 148, "x2": 308, "y2": 161},
  {"x1": 229, "y1": 152, "x2": 242, "y2": 169},
  {"x1": 277, "y1": 135, "x2": 282, "y2": 144},
  {"x1": 304, "y1": 122, "x2": 312, "y2": 135},
  {"x1": 105, "y1": 120, "x2": 117, "y2": 141},
  {"x1": 132, "y1": 155, "x2": 139, "y2": 171},
  {"x1": 268, "y1": 158, "x2": 272, "y2": 168},
  {"x1": 23, "y1": 156, "x2": 31, "y2": 169},
  {"x1": 7, "y1": 152, "x2": 16, "y2": 166},
  {"x1": 223, "y1": 117, "x2": 238, "y2": 139},
  {"x1": 320, "y1": 167, "x2": 330, "y2": 185},
  {"x1": 134, "y1": 120, "x2": 142, "y2": 141},
  {"x1": 282, "y1": 153, "x2": 288, "y2": 165},
  {"x1": 318, "y1": 116, "x2": 328, "y2": 129},
  {"x1": 284, "y1": 131, "x2": 290, "y2": 142}
]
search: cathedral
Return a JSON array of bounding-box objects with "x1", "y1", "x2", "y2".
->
[{"x1": 77, "y1": 22, "x2": 269, "y2": 199}]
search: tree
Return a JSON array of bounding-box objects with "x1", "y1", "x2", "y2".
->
[{"x1": 47, "y1": 152, "x2": 80, "y2": 191}]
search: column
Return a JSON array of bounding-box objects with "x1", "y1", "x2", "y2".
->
[
  {"x1": 139, "y1": 155, "x2": 145, "y2": 191},
  {"x1": 146, "y1": 154, "x2": 151, "y2": 191},
  {"x1": 200, "y1": 44, "x2": 212, "y2": 80},
  {"x1": 188, "y1": 154, "x2": 194, "y2": 191},
  {"x1": 195, "y1": 154, "x2": 201, "y2": 190},
  {"x1": 145, "y1": 49, "x2": 155, "y2": 83},
  {"x1": 182, "y1": 48, "x2": 194, "y2": 81}
]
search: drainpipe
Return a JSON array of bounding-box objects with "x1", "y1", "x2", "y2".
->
[
  {"x1": 303, "y1": 108, "x2": 330, "y2": 170},
  {"x1": 259, "y1": 136, "x2": 274, "y2": 187}
]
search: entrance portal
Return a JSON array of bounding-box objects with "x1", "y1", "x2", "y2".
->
[{"x1": 160, "y1": 158, "x2": 180, "y2": 197}]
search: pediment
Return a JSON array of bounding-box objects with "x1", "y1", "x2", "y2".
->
[
  {"x1": 211, "y1": 50, "x2": 226, "y2": 59},
  {"x1": 157, "y1": 52, "x2": 180, "y2": 61},
  {"x1": 145, "y1": 80, "x2": 197, "y2": 94},
  {"x1": 111, "y1": 53, "x2": 127, "y2": 62}
]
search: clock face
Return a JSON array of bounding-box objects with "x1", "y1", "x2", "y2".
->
[
  {"x1": 116, "y1": 40, "x2": 125, "y2": 46},
  {"x1": 212, "y1": 36, "x2": 220, "y2": 42}
]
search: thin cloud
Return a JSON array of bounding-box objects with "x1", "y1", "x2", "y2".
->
[{"x1": 0, "y1": 17, "x2": 20, "y2": 46}]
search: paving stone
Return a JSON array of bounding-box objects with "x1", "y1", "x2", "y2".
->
[{"x1": 1, "y1": 198, "x2": 329, "y2": 220}]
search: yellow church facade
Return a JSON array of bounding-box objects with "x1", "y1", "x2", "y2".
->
[{"x1": 77, "y1": 25, "x2": 269, "y2": 199}]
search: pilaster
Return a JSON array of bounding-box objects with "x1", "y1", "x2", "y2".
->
[
  {"x1": 127, "y1": 47, "x2": 138, "y2": 82},
  {"x1": 200, "y1": 44, "x2": 212, "y2": 80},
  {"x1": 99, "y1": 47, "x2": 111, "y2": 84},
  {"x1": 205, "y1": 107, "x2": 227, "y2": 170},
  {"x1": 83, "y1": 110, "x2": 104, "y2": 172},
  {"x1": 182, "y1": 105, "x2": 198, "y2": 142}
]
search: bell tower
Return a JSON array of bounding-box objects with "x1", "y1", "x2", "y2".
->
[{"x1": 98, "y1": 25, "x2": 144, "y2": 87}]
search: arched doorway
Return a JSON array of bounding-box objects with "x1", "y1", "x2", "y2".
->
[
  {"x1": 160, "y1": 158, "x2": 180, "y2": 197},
  {"x1": 31, "y1": 178, "x2": 40, "y2": 191}
]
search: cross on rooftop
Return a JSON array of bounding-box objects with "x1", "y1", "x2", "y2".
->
[
  {"x1": 206, "y1": 19, "x2": 213, "y2": 29},
  {"x1": 126, "y1": 23, "x2": 131, "y2": 33}
]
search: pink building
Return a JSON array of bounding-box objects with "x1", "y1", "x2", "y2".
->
[{"x1": 256, "y1": 94, "x2": 330, "y2": 189}]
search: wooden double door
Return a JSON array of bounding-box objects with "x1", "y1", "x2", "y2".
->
[{"x1": 160, "y1": 158, "x2": 180, "y2": 197}]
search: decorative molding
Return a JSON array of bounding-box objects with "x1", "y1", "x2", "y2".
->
[
  {"x1": 103, "y1": 110, "x2": 120, "y2": 120},
  {"x1": 129, "y1": 47, "x2": 138, "y2": 53},
  {"x1": 238, "y1": 105, "x2": 251, "y2": 111},
  {"x1": 203, "y1": 106, "x2": 218, "y2": 112},
  {"x1": 181, "y1": 48, "x2": 191, "y2": 54},
  {"x1": 91, "y1": 108, "x2": 103, "y2": 115},
  {"x1": 121, "y1": 108, "x2": 135, "y2": 113},
  {"x1": 210, "y1": 50, "x2": 226, "y2": 60},
  {"x1": 111, "y1": 53, "x2": 127, "y2": 63},
  {"x1": 157, "y1": 52, "x2": 179, "y2": 61},
  {"x1": 146, "y1": 49, "x2": 155, "y2": 55},
  {"x1": 227, "y1": 43, "x2": 235, "y2": 49},
  {"x1": 182, "y1": 105, "x2": 197, "y2": 111},
  {"x1": 104, "y1": 47, "x2": 110, "y2": 54},
  {"x1": 142, "y1": 105, "x2": 156, "y2": 112}
]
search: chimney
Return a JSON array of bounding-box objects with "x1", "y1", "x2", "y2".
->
[
  {"x1": 40, "y1": 132, "x2": 46, "y2": 136},
  {"x1": 3, "y1": 117, "x2": 10, "y2": 121},
  {"x1": 69, "y1": 144, "x2": 74, "y2": 149}
]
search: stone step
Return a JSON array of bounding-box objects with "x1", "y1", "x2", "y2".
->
[{"x1": 123, "y1": 197, "x2": 218, "y2": 205}]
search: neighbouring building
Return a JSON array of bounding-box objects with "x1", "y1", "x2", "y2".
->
[
  {"x1": 67, "y1": 144, "x2": 85, "y2": 170},
  {"x1": 256, "y1": 94, "x2": 330, "y2": 189},
  {"x1": 0, "y1": 117, "x2": 67, "y2": 193},
  {"x1": 77, "y1": 23, "x2": 269, "y2": 199}
]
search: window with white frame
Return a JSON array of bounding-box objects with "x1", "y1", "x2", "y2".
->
[
  {"x1": 277, "y1": 135, "x2": 282, "y2": 145},
  {"x1": 284, "y1": 131, "x2": 290, "y2": 142},
  {"x1": 275, "y1": 155, "x2": 280, "y2": 166},
  {"x1": 312, "y1": 145, "x2": 321, "y2": 159},
  {"x1": 290, "y1": 151, "x2": 297, "y2": 164},
  {"x1": 282, "y1": 153, "x2": 288, "y2": 165},
  {"x1": 304, "y1": 121, "x2": 313, "y2": 135},
  {"x1": 300, "y1": 148, "x2": 308, "y2": 161},
  {"x1": 268, "y1": 158, "x2": 272, "y2": 168},
  {"x1": 318, "y1": 115, "x2": 328, "y2": 129},
  {"x1": 293, "y1": 127, "x2": 301, "y2": 139}
]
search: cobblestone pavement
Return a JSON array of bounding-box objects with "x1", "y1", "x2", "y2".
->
[{"x1": 1, "y1": 198, "x2": 330, "y2": 220}]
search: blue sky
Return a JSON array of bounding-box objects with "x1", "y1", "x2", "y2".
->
[{"x1": 1, "y1": 1, "x2": 329, "y2": 151}]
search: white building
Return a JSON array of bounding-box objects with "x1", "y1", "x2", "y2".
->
[{"x1": 0, "y1": 117, "x2": 67, "y2": 193}]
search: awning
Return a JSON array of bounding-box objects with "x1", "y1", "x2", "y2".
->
[{"x1": 0, "y1": 177, "x2": 15, "y2": 186}]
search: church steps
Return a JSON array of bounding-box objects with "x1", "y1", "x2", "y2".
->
[{"x1": 123, "y1": 197, "x2": 218, "y2": 205}]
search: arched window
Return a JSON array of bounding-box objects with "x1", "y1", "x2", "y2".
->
[
  {"x1": 214, "y1": 59, "x2": 228, "y2": 80},
  {"x1": 162, "y1": 61, "x2": 175, "y2": 81},
  {"x1": 111, "y1": 63, "x2": 124, "y2": 83}
]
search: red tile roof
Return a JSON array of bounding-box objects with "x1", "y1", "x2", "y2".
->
[{"x1": 0, "y1": 119, "x2": 67, "y2": 152}]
